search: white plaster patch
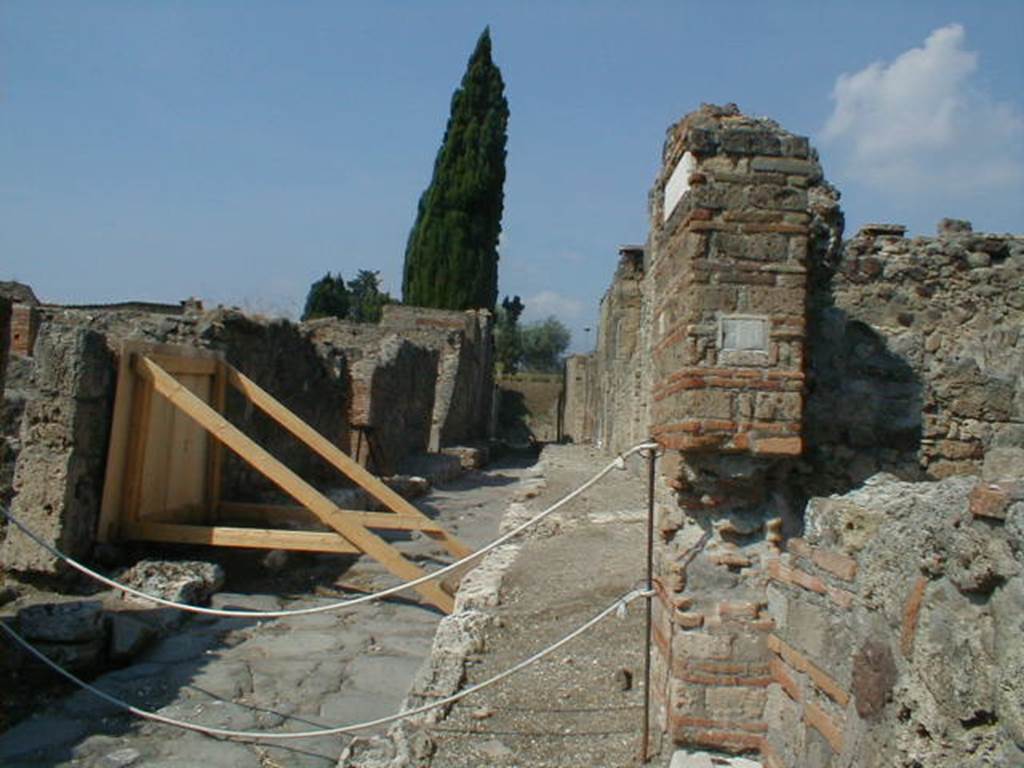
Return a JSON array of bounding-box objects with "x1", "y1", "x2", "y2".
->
[{"x1": 663, "y1": 151, "x2": 697, "y2": 222}]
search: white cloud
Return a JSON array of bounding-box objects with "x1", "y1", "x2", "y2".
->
[
  {"x1": 523, "y1": 290, "x2": 585, "y2": 323},
  {"x1": 822, "y1": 24, "x2": 1024, "y2": 194}
]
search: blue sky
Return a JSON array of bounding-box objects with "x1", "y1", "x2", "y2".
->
[{"x1": 3, "y1": 2, "x2": 1022, "y2": 352}]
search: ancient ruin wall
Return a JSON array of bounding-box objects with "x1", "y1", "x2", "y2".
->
[
  {"x1": 762, "y1": 453, "x2": 1023, "y2": 768},
  {"x1": 0, "y1": 307, "x2": 351, "y2": 575},
  {"x1": 806, "y1": 220, "x2": 1024, "y2": 493},
  {"x1": 592, "y1": 246, "x2": 646, "y2": 453},
  {"x1": 564, "y1": 103, "x2": 1023, "y2": 765},
  {"x1": 376, "y1": 305, "x2": 495, "y2": 451},
  {"x1": 0, "y1": 298, "x2": 497, "y2": 576},
  {"x1": 562, "y1": 354, "x2": 596, "y2": 443}
]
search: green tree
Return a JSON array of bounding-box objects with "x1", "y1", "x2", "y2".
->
[
  {"x1": 402, "y1": 27, "x2": 509, "y2": 311},
  {"x1": 494, "y1": 294, "x2": 524, "y2": 373},
  {"x1": 520, "y1": 316, "x2": 571, "y2": 373},
  {"x1": 347, "y1": 270, "x2": 391, "y2": 323},
  {"x1": 301, "y1": 272, "x2": 349, "y2": 320}
]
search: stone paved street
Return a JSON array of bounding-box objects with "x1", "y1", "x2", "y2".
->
[{"x1": 0, "y1": 456, "x2": 539, "y2": 768}]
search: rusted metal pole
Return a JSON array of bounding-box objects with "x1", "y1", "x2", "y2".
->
[{"x1": 641, "y1": 443, "x2": 656, "y2": 763}]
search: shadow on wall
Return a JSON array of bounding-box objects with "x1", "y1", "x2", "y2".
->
[
  {"x1": 495, "y1": 388, "x2": 535, "y2": 446},
  {"x1": 803, "y1": 308, "x2": 925, "y2": 497}
]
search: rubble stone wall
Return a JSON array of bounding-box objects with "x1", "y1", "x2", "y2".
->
[
  {"x1": 377, "y1": 304, "x2": 495, "y2": 451},
  {"x1": 763, "y1": 457, "x2": 1023, "y2": 768},
  {"x1": 1, "y1": 302, "x2": 494, "y2": 576},
  {"x1": 1, "y1": 322, "x2": 115, "y2": 575},
  {"x1": 806, "y1": 221, "x2": 1024, "y2": 493}
]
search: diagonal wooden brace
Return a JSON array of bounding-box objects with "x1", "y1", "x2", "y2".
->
[
  {"x1": 225, "y1": 367, "x2": 473, "y2": 560},
  {"x1": 137, "y1": 356, "x2": 455, "y2": 614}
]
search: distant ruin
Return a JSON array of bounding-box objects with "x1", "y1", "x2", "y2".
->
[
  {"x1": 563, "y1": 104, "x2": 1023, "y2": 766},
  {"x1": 0, "y1": 297, "x2": 494, "y2": 577}
]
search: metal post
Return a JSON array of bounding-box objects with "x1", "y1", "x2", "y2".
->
[{"x1": 641, "y1": 443, "x2": 656, "y2": 763}]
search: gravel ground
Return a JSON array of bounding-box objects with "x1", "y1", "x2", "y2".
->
[{"x1": 425, "y1": 443, "x2": 668, "y2": 768}]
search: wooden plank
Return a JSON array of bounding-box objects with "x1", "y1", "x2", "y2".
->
[
  {"x1": 122, "y1": 521, "x2": 360, "y2": 554},
  {"x1": 218, "y1": 501, "x2": 446, "y2": 532},
  {"x1": 163, "y1": 373, "x2": 211, "y2": 521},
  {"x1": 146, "y1": 354, "x2": 218, "y2": 376},
  {"x1": 138, "y1": 357, "x2": 454, "y2": 613},
  {"x1": 206, "y1": 360, "x2": 228, "y2": 523},
  {"x1": 137, "y1": 372, "x2": 175, "y2": 520},
  {"x1": 123, "y1": 370, "x2": 154, "y2": 524},
  {"x1": 98, "y1": 344, "x2": 139, "y2": 542},
  {"x1": 226, "y1": 367, "x2": 473, "y2": 560},
  {"x1": 99, "y1": 342, "x2": 225, "y2": 541}
]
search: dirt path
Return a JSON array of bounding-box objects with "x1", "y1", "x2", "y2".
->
[
  {"x1": 424, "y1": 444, "x2": 663, "y2": 768},
  {"x1": 0, "y1": 455, "x2": 540, "y2": 768}
]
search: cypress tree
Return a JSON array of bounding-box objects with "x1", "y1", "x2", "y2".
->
[{"x1": 402, "y1": 27, "x2": 509, "y2": 311}]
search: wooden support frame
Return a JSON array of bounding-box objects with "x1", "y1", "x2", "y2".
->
[{"x1": 99, "y1": 343, "x2": 470, "y2": 613}]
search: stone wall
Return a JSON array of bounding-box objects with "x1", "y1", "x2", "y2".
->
[
  {"x1": 592, "y1": 246, "x2": 646, "y2": 453},
  {"x1": 494, "y1": 373, "x2": 564, "y2": 443},
  {"x1": 566, "y1": 102, "x2": 1022, "y2": 764},
  {"x1": 0, "y1": 307, "x2": 350, "y2": 575},
  {"x1": 376, "y1": 305, "x2": 494, "y2": 451},
  {"x1": 1, "y1": 301, "x2": 495, "y2": 576},
  {"x1": 1, "y1": 322, "x2": 115, "y2": 575},
  {"x1": 806, "y1": 220, "x2": 1024, "y2": 493},
  {"x1": 763, "y1": 452, "x2": 1023, "y2": 767},
  {"x1": 562, "y1": 354, "x2": 596, "y2": 443}
]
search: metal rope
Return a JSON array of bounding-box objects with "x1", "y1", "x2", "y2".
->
[
  {"x1": 0, "y1": 441, "x2": 655, "y2": 619},
  {"x1": 0, "y1": 589, "x2": 651, "y2": 741}
]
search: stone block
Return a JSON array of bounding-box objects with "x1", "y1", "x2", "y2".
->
[
  {"x1": 803, "y1": 700, "x2": 843, "y2": 753},
  {"x1": 719, "y1": 128, "x2": 782, "y2": 156},
  {"x1": 32, "y1": 325, "x2": 113, "y2": 399},
  {"x1": 706, "y1": 684, "x2": 767, "y2": 721},
  {"x1": 754, "y1": 391, "x2": 802, "y2": 422},
  {"x1": 674, "y1": 630, "x2": 734, "y2": 661},
  {"x1": 751, "y1": 436, "x2": 803, "y2": 456},
  {"x1": 18, "y1": 600, "x2": 105, "y2": 643}
]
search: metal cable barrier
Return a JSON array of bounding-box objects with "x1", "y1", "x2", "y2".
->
[
  {"x1": 0, "y1": 442, "x2": 657, "y2": 619},
  {"x1": 0, "y1": 442, "x2": 660, "y2": 741},
  {"x1": 0, "y1": 589, "x2": 650, "y2": 741}
]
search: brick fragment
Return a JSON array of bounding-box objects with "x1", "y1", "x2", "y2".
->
[
  {"x1": 767, "y1": 634, "x2": 850, "y2": 707},
  {"x1": 812, "y1": 548, "x2": 858, "y2": 582},
  {"x1": 770, "y1": 656, "x2": 801, "y2": 702},
  {"x1": 751, "y1": 436, "x2": 803, "y2": 456},
  {"x1": 900, "y1": 575, "x2": 928, "y2": 659},
  {"x1": 804, "y1": 700, "x2": 844, "y2": 753},
  {"x1": 969, "y1": 481, "x2": 1022, "y2": 521}
]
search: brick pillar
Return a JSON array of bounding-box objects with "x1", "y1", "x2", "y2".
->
[
  {"x1": 644, "y1": 104, "x2": 829, "y2": 757},
  {"x1": 9, "y1": 303, "x2": 41, "y2": 356}
]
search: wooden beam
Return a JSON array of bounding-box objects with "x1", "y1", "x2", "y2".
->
[
  {"x1": 122, "y1": 521, "x2": 360, "y2": 554},
  {"x1": 206, "y1": 359, "x2": 228, "y2": 522},
  {"x1": 137, "y1": 356, "x2": 454, "y2": 613},
  {"x1": 226, "y1": 366, "x2": 472, "y2": 560},
  {"x1": 147, "y1": 354, "x2": 218, "y2": 376},
  {"x1": 218, "y1": 501, "x2": 446, "y2": 532},
  {"x1": 123, "y1": 366, "x2": 154, "y2": 524}
]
